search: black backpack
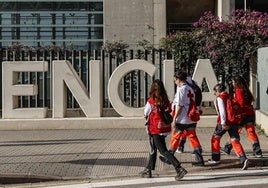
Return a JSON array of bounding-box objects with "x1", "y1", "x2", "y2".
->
[{"x1": 186, "y1": 79, "x2": 202, "y2": 106}]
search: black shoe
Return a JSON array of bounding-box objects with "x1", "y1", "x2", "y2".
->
[
  {"x1": 159, "y1": 155, "x2": 172, "y2": 165},
  {"x1": 175, "y1": 167, "x2": 188, "y2": 181},
  {"x1": 176, "y1": 146, "x2": 184, "y2": 153},
  {"x1": 241, "y1": 159, "x2": 249, "y2": 170},
  {"x1": 193, "y1": 148, "x2": 204, "y2": 164},
  {"x1": 192, "y1": 160, "x2": 204, "y2": 166},
  {"x1": 208, "y1": 159, "x2": 221, "y2": 165},
  {"x1": 221, "y1": 146, "x2": 231, "y2": 155},
  {"x1": 139, "y1": 168, "x2": 152, "y2": 178},
  {"x1": 254, "y1": 150, "x2": 263, "y2": 158}
]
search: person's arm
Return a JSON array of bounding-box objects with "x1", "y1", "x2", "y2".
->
[
  {"x1": 217, "y1": 97, "x2": 228, "y2": 130},
  {"x1": 172, "y1": 86, "x2": 179, "y2": 110},
  {"x1": 217, "y1": 97, "x2": 226, "y2": 125},
  {"x1": 172, "y1": 87, "x2": 184, "y2": 126},
  {"x1": 214, "y1": 99, "x2": 219, "y2": 115},
  {"x1": 173, "y1": 105, "x2": 183, "y2": 122},
  {"x1": 144, "y1": 102, "x2": 152, "y2": 119},
  {"x1": 172, "y1": 85, "x2": 188, "y2": 125}
]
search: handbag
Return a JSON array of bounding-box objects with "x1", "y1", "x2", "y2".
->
[{"x1": 160, "y1": 109, "x2": 173, "y2": 124}]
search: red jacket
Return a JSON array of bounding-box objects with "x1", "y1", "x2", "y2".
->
[
  {"x1": 233, "y1": 88, "x2": 255, "y2": 116},
  {"x1": 147, "y1": 98, "x2": 171, "y2": 135}
]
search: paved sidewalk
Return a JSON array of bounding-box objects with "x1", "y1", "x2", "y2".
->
[{"x1": 0, "y1": 127, "x2": 267, "y2": 187}]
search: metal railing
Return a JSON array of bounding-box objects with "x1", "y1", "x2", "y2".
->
[{"x1": 0, "y1": 49, "x2": 170, "y2": 115}]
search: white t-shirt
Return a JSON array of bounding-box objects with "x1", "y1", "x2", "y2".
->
[{"x1": 174, "y1": 83, "x2": 196, "y2": 124}]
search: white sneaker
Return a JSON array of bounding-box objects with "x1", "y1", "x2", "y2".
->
[{"x1": 208, "y1": 159, "x2": 221, "y2": 165}]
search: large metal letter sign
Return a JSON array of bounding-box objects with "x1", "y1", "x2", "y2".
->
[
  {"x1": 108, "y1": 59, "x2": 157, "y2": 117},
  {"x1": 162, "y1": 60, "x2": 175, "y2": 100},
  {"x1": 192, "y1": 59, "x2": 218, "y2": 102},
  {"x1": 2, "y1": 61, "x2": 48, "y2": 118},
  {"x1": 53, "y1": 60, "x2": 102, "y2": 118}
]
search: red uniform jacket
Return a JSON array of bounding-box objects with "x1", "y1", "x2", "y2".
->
[
  {"x1": 147, "y1": 97, "x2": 171, "y2": 135},
  {"x1": 233, "y1": 88, "x2": 255, "y2": 116}
]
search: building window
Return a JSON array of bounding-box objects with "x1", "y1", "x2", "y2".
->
[
  {"x1": 0, "y1": 1, "x2": 103, "y2": 51},
  {"x1": 235, "y1": 0, "x2": 268, "y2": 12},
  {"x1": 166, "y1": 0, "x2": 216, "y2": 34}
]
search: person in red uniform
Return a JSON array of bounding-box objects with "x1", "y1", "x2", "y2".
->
[
  {"x1": 139, "y1": 79, "x2": 187, "y2": 181},
  {"x1": 209, "y1": 83, "x2": 249, "y2": 170},
  {"x1": 173, "y1": 75, "x2": 202, "y2": 154},
  {"x1": 159, "y1": 71, "x2": 204, "y2": 166},
  {"x1": 222, "y1": 76, "x2": 263, "y2": 158}
]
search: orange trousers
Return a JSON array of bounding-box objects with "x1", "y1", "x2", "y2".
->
[
  {"x1": 212, "y1": 136, "x2": 245, "y2": 156},
  {"x1": 238, "y1": 124, "x2": 259, "y2": 143},
  {"x1": 169, "y1": 124, "x2": 201, "y2": 151},
  {"x1": 211, "y1": 124, "x2": 246, "y2": 161},
  {"x1": 224, "y1": 123, "x2": 261, "y2": 154},
  {"x1": 225, "y1": 123, "x2": 261, "y2": 152}
]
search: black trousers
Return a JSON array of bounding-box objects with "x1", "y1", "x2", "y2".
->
[{"x1": 146, "y1": 134, "x2": 181, "y2": 170}]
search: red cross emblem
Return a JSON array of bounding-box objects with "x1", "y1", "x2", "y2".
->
[{"x1": 187, "y1": 90, "x2": 194, "y2": 99}]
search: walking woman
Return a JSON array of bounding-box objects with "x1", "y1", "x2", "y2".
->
[
  {"x1": 209, "y1": 83, "x2": 249, "y2": 170},
  {"x1": 139, "y1": 79, "x2": 187, "y2": 181},
  {"x1": 222, "y1": 76, "x2": 263, "y2": 158}
]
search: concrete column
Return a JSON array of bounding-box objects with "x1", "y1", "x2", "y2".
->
[
  {"x1": 103, "y1": 0, "x2": 154, "y2": 50},
  {"x1": 217, "y1": 0, "x2": 235, "y2": 21},
  {"x1": 257, "y1": 47, "x2": 268, "y2": 112},
  {"x1": 153, "y1": 0, "x2": 166, "y2": 47}
]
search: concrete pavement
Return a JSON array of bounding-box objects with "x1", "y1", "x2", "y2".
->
[{"x1": 0, "y1": 125, "x2": 267, "y2": 187}]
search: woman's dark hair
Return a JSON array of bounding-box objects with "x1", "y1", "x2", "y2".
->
[
  {"x1": 174, "y1": 71, "x2": 187, "y2": 81},
  {"x1": 213, "y1": 83, "x2": 226, "y2": 93},
  {"x1": 232, "y1": 75, "x2": 254, "y2": 102},
  {"x1": 149, "y1": 79, "x2": 170, "y2": 107}
]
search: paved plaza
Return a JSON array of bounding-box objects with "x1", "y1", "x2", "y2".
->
[{"x1": 0, "y1": 126, "x2": 267, "y2": 187}]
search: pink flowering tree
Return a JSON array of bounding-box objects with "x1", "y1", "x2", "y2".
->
[{"x1": 160, "y1": 9, "x2": 268, "y2": 85}]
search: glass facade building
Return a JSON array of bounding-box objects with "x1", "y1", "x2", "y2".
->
[{"x1": 0, "y1": 0, "x2": 103, "y2": 51}]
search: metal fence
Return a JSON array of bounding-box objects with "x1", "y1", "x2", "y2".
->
[
  {"x1": 0, "y1": 49, "x2": 170, "y2": 115},
  {"x1": 1, "y1": 49, "x2": 253, "y2": 117}
]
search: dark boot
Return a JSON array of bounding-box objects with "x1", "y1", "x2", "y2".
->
[
  {"x1": 139, "y1": 168, "x2": 152, "y2": 178},
  {"x1": 240, "y1": 157, "x2": 249, "y2": 170},
  {"x1": 208, "y1": 152, "x2": 221, "y2": 165},
  {"x1": 222, "y1": 142, "x2": 232, "y2": 155},
  {"x1": 254, "y1": 149, "x2": 263, "y2": 158},
  {"x1": 175, "y1": 166, "x2": 188, "y2": 181},
  {"x1": 253, "y1": 143, "x2": 263, "y2": 158},
  {"x1": 192, "y1": 148, "x2": 204, "y2": 166},
  {"x1": 176, "y1": 138, "x2": 186, "y2": 153}
]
